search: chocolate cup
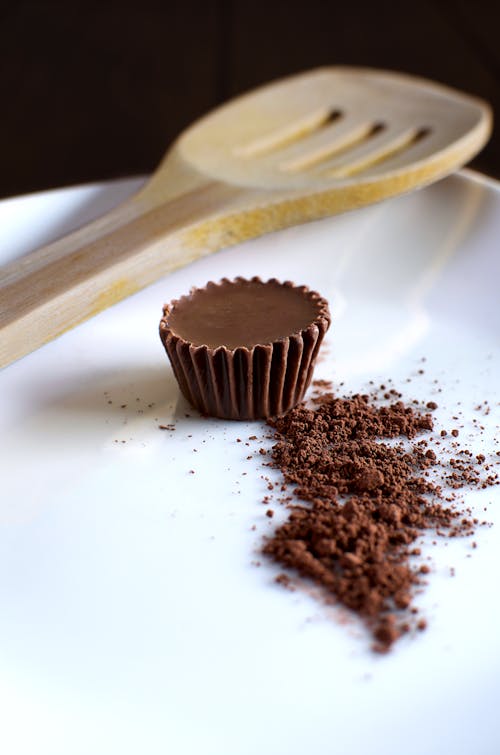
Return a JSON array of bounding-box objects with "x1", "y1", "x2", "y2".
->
[{"x1": 159, "y1": 278, "x2": 331, "y2": 420}]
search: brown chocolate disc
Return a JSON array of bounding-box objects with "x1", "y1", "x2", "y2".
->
[{"x1": 159, "y1": 277, "x2": 331, "y2": 420}]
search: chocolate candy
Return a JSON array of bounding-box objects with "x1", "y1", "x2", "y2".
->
[{"x1": 159, "y1": 277, "x2": 330, "y2": 420}]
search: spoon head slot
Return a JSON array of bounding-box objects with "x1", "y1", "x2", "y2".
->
[{"x1": 175, "y1": 67, "x2": 491, "y2": 192}]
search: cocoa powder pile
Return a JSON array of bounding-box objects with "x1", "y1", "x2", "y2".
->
[{"x1": 261, "y1": 384, "x2": 496, "y2": 652}]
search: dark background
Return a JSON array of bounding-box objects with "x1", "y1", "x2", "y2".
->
[{"x1": 1, "y1": 0, "x2": 499, "y2": 199}]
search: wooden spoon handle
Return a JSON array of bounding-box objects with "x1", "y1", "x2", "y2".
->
[{"x1": 0, "y1": 180, "x2": 229, "y2": 369}]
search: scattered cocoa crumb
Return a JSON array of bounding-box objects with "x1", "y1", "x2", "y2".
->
[
  {"x1": 275, "y1": 573, "x2": 295, "y2": 590},
  {"x1": 261, "y1": 390, "x2": 485, "y2": 653},
  {"x1": 266, "y1": 509, "x2": 274, "y2": 518}
]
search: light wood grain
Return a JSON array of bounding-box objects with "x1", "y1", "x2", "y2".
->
[{"x1": 0, "y1": 67, "x2": 492, "y2": 369}]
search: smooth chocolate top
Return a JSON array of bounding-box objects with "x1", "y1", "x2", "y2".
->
[{"x1": 165, "y1": 278, "x2": 322, "y2": 349}]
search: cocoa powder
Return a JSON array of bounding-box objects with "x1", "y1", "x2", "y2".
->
[{"x1": 261, "y1": 382, "x2": 497, "y2": 652}]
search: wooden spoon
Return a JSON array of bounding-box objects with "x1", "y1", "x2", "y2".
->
[{"x1": 0, "y1": 67, "x2": 491, "y2": 369}]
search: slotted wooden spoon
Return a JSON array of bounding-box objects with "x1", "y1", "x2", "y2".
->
[{"x1": 0, "y1": 67, "x2": 491, "y2": 368}]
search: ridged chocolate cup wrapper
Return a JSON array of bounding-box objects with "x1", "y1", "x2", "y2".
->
[{"x1": 159, "y1": 277, "x2": 331, "y2": 420}]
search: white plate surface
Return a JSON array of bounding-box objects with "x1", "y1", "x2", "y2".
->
[{"x1": 1, "y1": 172, "x2": 499, "y2": 755}]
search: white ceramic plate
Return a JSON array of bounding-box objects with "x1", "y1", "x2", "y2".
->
[{"x1": 1, "y1": 172, "x2": 499, "y2": 755}]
